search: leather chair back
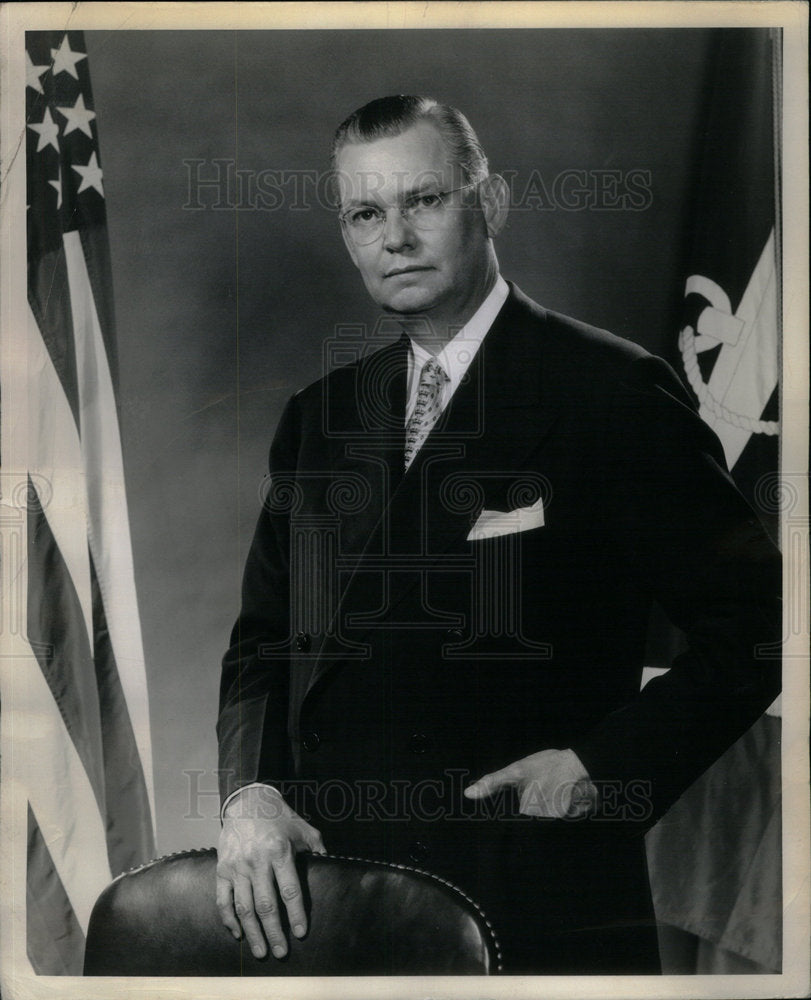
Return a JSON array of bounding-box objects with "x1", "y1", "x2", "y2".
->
[{"x1": 83, "y1": 849, "x2": 501, "y2": 975}]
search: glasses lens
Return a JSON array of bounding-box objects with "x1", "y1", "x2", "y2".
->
[
  {"x1": 352, "y1": 225, "x2": 382, "y2": 245},
  {"x1": 341, "y1": 187, "x2": 469, "y2": 245},
  {"x1": 405, "y1": 193, "x2": 445, "y2": 231},
  {"x1": 343, "y1": 208, "x2": 383, "y2": 245}
]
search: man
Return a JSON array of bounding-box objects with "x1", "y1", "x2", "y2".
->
[{"x1": 215, "y1": 95, "x2": 781, "y2": 974}]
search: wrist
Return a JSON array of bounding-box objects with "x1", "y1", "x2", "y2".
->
[
  {"x1": 221, "y1": 782, "x2": 284, "y2": 821},
  {"x1": 560, "y1": 749, "x2": 598, "y2": 818},
  {"x1": 561, "y1": 748, "x2": 591, "y2": 783}
]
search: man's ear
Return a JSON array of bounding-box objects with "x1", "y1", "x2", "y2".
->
[
  {"x1": 479, "y1": 174, "x2": 510, "y2": 239},
  {"x1": 340, "y1": 220, "x2": 361, "y2": 268}
]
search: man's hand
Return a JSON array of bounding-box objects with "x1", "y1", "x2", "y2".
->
[
  {"x1": 464, "y1": 748, "x2": 598, "y2": 818},
  {"x1": 216, "y1": 785, "x2": 326, "y2": 959}
]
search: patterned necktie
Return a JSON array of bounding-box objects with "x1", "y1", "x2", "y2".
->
[{"x1": 404, "y1": 358, "x2": 449, "y2": 469}]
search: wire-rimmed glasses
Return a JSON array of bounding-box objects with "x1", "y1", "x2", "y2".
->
[{"x1": 339, "y1": 183, "x2": 477, "y2": 246}]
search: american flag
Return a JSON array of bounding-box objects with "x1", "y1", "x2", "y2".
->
[{"x1": 13, "y1": 29, "x2": 156, "y2": 975}]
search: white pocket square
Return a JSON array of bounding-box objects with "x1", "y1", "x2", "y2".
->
[{"x1": 466, "y1": 496, "x2": 545, "y2": 541}]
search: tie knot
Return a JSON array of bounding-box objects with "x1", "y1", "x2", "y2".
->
[{"x1": 421, "y1": 357, "x2": 448, "y2": 386}]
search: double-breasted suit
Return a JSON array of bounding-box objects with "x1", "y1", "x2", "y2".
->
[{"x1": 218, "y1": 283, "x2": 781, "y2": 972}]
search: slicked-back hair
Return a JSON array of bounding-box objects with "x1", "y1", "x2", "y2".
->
[{"x1": 331, "y1": 95, "x2": 490, "y2": 185}]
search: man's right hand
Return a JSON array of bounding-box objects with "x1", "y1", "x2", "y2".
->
[{"x1": 216, "y1": 785, "x2": 326, "y2": 959}]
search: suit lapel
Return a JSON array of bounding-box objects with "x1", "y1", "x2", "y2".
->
[
  {"x1": 387, "y1": 284, "x2": 559, "y2": 554},
  {"x1": 325, "y1": 333, "x2": 408, "y2": 556},
  {"x1": 306, "y1": 284, "x2": 561, "y2": 698}
]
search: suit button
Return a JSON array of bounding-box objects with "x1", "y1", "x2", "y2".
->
[
  {"x1": 295, "y1": 631, "x2": 311, "y2": 652},
  {"x1": 302, "y1": 731, "x2": 321, "y2": 752},
  {"x1": 409, "y1": 840, "x2": 430, "y2": 865},
  {"x1": 409, "y1": 732, "x2": 428, "y2": 754}
]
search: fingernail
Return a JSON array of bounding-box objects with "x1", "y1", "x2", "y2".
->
[
  {"x1": 232, "y1": 929, "x2": 241, "y2": 940},
  {"x1": 272, "y1": 945, "x2": 287, "y2": 959},
  {"x1": 252, "y1": 945, "x2": 265, "y2": 959},
  {"x1": 293, "y1": 923, "x2": 305, "y2": 937}
]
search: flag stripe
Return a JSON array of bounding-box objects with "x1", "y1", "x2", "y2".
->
[
  {"x1": 25, "y1": 301, "x2": 95, "y2": 647},
  {"x1": 78, "y1": 222, "x2": 120, "y2": 391},
  {"x1": 20, "y1": 637, "x2": 111, "y2": 930},
  {"x1": 25, "y1": 484, "x2": 153, "y2": 879},
  {"x1": 90, "y1": 552, "x2": 156, "y2": 873},
  {"x1": 26, "y1": 478, "x2": 107, "y2": 816},
  {"x1": 27, "y1": 805, "x2": 86, "y2": 975},
  {"x1": 27, "y1": 247, "x2": 81, "y2": 429},
  {"x1": 66, "y1": 229, "x2": 155, "y2": 819}
]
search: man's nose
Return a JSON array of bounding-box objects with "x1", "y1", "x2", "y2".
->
[{"x1": 382, "y1": 207, "x2": 415, "y2": 252}]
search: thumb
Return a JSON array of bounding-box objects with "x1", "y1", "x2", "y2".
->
[{"x1": 307, "y1": 827, "x2": 328, "y2": 855}]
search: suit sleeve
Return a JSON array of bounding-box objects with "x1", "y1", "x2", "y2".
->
[
  {"x1": 571, "y1": 354, "x2": 782, "y2": 825},
  {"x1": 216, "y1": 392, "x2": 301, "y2": 804}
]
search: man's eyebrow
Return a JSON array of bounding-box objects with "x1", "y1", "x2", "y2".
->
[
  {"x1": 401, "y1": 180, "x2": 443, "y2": 200},
  {"x1": 341, "y1": 196, "x2": 381, "y2": 210},
  {"x1": 342, "y1": 180, "x2": 444, "y2": 210}
]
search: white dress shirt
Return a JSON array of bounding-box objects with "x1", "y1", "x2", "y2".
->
[{"x1": 405, "y1": 275, "x2": 509, "y2": 423}]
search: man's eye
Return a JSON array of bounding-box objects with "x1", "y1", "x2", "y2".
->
[
  {"x1": 413, "y1": 193, "x2": 441, "y2": 209},
  {"x1": 350, "y1": 208, "x2": 380, "y2": 225}
]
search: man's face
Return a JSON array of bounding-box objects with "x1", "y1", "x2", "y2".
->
[{"x1": 335, "y1": 121, "x2": 491, "y2": 322}]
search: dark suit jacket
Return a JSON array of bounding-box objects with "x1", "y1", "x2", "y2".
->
[{"x1": 218, "y1": 283, "x2": 781, "y2": 972}]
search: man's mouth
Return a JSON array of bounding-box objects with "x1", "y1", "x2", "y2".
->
[{"x1": 384, "y1": 266, "x2": 433, "y2": 278}]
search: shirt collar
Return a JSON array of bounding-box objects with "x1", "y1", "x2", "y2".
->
[{"x1": 408, "y1": 275, "x2": 509, "y2": 392}]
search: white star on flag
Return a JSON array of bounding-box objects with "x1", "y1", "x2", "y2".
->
[
  {"x1": 72, "y1": 151, "x2": 105, "y2": 197},
  {"x1": 26, "y1": 51, "x2": 49, "y2": 93},
  {"x1": 51, "y1": 35, "x2": 87, "y2": 79},
  {"x1": 49, "y1": 167, "x2": 63, "y2": 210},
  {"x1": 28, "y1": 107, "x2": 60, "y2": 153},
  {"x1": 56, "y1": 94, "x2": 97, "y2": 138}
]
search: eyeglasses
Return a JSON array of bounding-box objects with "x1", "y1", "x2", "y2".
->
[{"x1": 339, "y1": 183, "x2": 477, "y2": 246}]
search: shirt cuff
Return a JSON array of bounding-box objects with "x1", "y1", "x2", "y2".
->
[{"x1": 220, "y1": 782, "x2": 281, "y2": 822}]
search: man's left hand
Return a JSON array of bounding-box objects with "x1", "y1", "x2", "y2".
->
[{"x1": 464, "y1": 748, "x2": 598, "y2": 818}]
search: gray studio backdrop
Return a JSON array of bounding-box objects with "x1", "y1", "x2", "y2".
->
[{"x1": 85, "y1": 28, "x2": 715, "y2": 854}]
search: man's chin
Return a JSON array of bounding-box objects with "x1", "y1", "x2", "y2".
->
[{"x1": 377, "y1": 289, "x2": 440, "y2": 317}]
